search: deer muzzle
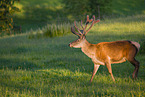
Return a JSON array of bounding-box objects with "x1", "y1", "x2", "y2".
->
[{"x1": 68, "y1": 43, "x2": 73, "y2": 47}]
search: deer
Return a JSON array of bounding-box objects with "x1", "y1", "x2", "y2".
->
[{"x1": 68, "y1": 15, "x2": 140, "y2": 83}]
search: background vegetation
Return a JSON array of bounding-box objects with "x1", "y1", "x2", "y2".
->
[
  {"x1": 0, "y1": 0, "x2": 145, "y2": 96},
  {"x1": 0, "y1": 0, "x2": 20, "y2": 35},
  {"x1": 11, "y1": 0, "x2": 145, "y2": 33},
  {"x1": 62, "y1": 0, "x2": 112, "y2": 18}
]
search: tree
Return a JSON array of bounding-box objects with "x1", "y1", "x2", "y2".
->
[
  {"x1": 0, "y1": 0, "x2": 20, "y2": 35},
  {"x1": 62, "y1": 0, "x2": 112, "y2": 20}
]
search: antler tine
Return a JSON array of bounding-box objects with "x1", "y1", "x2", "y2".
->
[
  {"x1": 79, "y1": 15, "x2": 93, "y2": 34},
  {"x1": 80, "y1": 15, "x2": 93, "y2": 35},
  {"x1": 85, "y1": 15, "x2": 100, "y2": 35},
  {"x1": 74, "y1": 21, "x2": 83, "y2": 35},
  {"x1": 84, "y1": 15, "x2": 93, "y2": 30},
  {"x1": 71, "y1": 26, "x2": 81, "y2": 36},
  {"x1": 86, "y1": 15, "x2": 93, "y2": 25},
  {"x1": 93, "y1": 15, "x2": 100, "y2": 24},
  {"x1": 81, "y1": 20, "x2": 86, "y2": 34}
]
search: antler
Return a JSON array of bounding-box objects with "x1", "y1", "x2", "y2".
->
[
  {"x1": 71, "y1": 26, "x2": 81, "y2": 36},
  {"x1": 84, "y1": 15, "x2": 100, "y2": 35},
  {"x1": 74, "y1": 21, "x2": 83, "y2": 35},
  {"x1": 81, "y1": 15, "x2": 93, "y2": 34},
  {"x1": 71, "y1": 15, "x2": 100, "y2": 36}
]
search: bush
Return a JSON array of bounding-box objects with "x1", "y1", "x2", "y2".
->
[{"x1": 28, "y1": 23, "x2": 72, "y2": 39}]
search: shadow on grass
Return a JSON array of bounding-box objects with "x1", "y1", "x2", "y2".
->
[
  {"x1": 13, "y1": 4, "x2": 66, "y2": 32},
  {"x1": 0, "y1": 57, "x2": 37, "y2": 70}
]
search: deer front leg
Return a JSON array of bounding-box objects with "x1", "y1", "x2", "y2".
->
[
  {"x1": 106, "y1": 62, "x2": 115, "y2": 82},
  {"x1": 90, "y1": 64, "x2": 100, "y2": 83}
]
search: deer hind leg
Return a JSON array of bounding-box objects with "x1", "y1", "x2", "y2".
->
[
  {"x1": 106, "y1": 61, "x2": 115, "y2": 81},
  {"x1": 128, "y1": 58, "x2": 140, "y2": 79},
  {"x1": 127, "y1": 47, "x2": 140, "y2": 79},
  {"x1": 90, "y1": 64, "x2": 100, "y2": 83}
]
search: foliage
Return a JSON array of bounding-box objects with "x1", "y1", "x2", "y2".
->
[
  {"x1": 28, "y1": 23, "x2": 72, "y2": 38},
  {"x1": 0, "y1": 0, "x2": 20, "y2": 35},
  {"x1": 62, "y1": 0, "x2": 112, "y2": 18}
]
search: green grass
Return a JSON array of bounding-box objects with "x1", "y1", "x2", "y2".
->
[
  {"x1": 0, "y1": 15, "x2": 145, "y2": 96},
  {"x1": 1, "y1": 0, "x2": 145, "y2": 96}
]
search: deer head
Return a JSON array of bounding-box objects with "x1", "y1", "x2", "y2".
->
[{"x1": 69, "y1": 15, "x2": 100, "y2": 48}]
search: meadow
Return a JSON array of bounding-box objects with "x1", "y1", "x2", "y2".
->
[
  {"x1": 0, "y1": 0, "x2": 145, "y2": 96},
  {"x1": 0, "y1": 14, "x2": 145, "y2": 96}
]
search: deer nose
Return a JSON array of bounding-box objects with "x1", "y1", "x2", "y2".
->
[
  {"x1": 68, "y1": 43, "x2": 72, "y2": 47},
  {"x1": 68, "y1": 43, "x2": 71, "y2": 47}
]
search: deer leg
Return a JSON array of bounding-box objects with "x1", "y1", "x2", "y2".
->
[
  {"x1": 90, "y1": 64, "x2": 100, "y2": 83},
  {"x1": 129, "y1": 58, "x2": 140, "y2": 79},
  {"x1": 106, "y1": 62, "x2": 115, "y2": 81}
]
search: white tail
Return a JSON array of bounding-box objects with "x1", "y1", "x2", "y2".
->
[
  {"x1": 131, "y1": 41, "x2": 140, "y2": 51},
  {"x1": 69, "y1": 15, "x2": 140, "y2": 83}
]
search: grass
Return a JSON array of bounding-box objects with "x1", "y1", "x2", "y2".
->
[
  {"x1": 0, "y1": 15, "x2": 145, "y2": 96},
  {"x1": 0, "y1": 0, "x2": 145, "y2": 96},
  {"x1": 28, "y1": 22, "x2": 72, "y2": 38}
]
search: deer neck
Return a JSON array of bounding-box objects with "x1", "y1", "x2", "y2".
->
[{"x1": 81, "y1": 39, "x2": 95, "y2": 58}]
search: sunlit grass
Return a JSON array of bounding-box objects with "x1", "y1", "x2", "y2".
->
[
  {"x1": 0, "y1": 14, "x2": 145, "y2": 96},
  {"x1": 91, "y1": 15, "x2": 145, "y2": 35}
]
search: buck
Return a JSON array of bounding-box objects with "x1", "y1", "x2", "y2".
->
[{"x1": 69, "y1": 15, "x2": 140, "y2": 83}]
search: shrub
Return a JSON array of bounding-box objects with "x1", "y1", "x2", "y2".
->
[{"x1": 28, "y1": 23, "x2": 72, "y2": 39}]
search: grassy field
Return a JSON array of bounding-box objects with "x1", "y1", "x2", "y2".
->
[
  {"x1": 0, "y1": 0, "x2": 145, "y2": 96},
  {"x1": 0, "y1": 14, "x2": 145, "y2": 96}
]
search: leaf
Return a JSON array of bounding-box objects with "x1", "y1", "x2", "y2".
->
[{"x1": 11, "y1": 6, "x2": 20, "y2": 12}]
